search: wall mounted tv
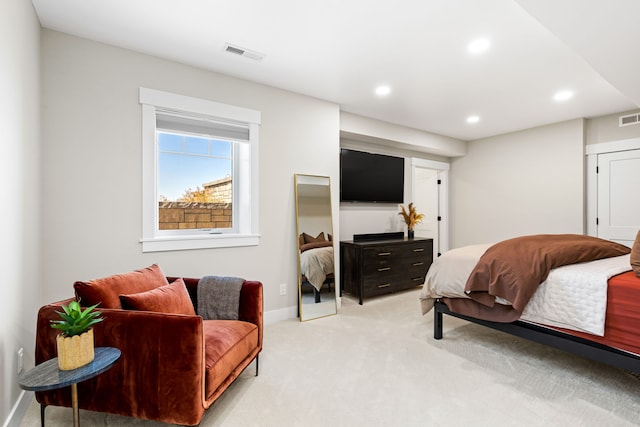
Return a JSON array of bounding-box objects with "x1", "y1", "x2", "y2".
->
[{"x1": 340, "y1": 148, "x2": 404, "y2": 203}]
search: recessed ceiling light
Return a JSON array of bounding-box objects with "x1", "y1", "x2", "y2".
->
[
  {"x1": 466, "y1": 115, "x2": 480, "y2": 124},
  {"x1": 375, "y1": 85, "x2": 391, "y2": 96},
  {"x1": 553, "y1": 90, "x2": 574, "y2": 102},
  {"x1": 468, "y1": 38, "x2": 490, "y2": 54}
]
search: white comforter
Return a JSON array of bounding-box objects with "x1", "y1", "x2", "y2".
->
[
  {"x1": 419, "y1": 244, "x2": 632, "y2": 336},
  {"x1": 300, "y1": 246, "x2": 334, "y2": 291}
]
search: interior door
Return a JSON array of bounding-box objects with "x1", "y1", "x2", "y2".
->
[
  {"x1": 597, "y1": 149, "x2": 640, "y2": 246},
  {"x1": 413, "y1": 167, "x2": 439, "y2": 255}
]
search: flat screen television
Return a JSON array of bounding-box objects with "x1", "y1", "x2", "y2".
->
[{"x1": 340, "y1": 149, "x2": 404, "y2": 203}]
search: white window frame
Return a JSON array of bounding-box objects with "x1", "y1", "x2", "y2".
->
[{"x1": 139, "y1": 87, "x2": 260, "y2": 252}]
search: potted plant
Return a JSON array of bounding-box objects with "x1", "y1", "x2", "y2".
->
[
  {"x1": 50, "y1": 300, "x2": 104, "y2": 370},
  {"x1": 398, "y1": 202, "x2": 425, "y2": 239}
]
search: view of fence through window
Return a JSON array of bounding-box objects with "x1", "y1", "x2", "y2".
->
[{"x1": 157, "y1": 131, "x2": 233, "y2": 230}]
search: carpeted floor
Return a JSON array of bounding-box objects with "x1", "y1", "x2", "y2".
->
[{"x1": 20, "y1": 289, "x2": 640, "y2": 426}]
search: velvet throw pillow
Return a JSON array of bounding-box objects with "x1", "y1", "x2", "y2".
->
[
  {"x1": 74, "y1": 264, "x2": 169, "y2": 309},
  {"x1": 302, "y1": 232, "x2": 326, "y2": 244},
  {"x1": 120, "y1": 278, "x2": 196, "y2": 315},
  {"x1": 631, "y1": 230, "x2": 640, "y2": 277}
]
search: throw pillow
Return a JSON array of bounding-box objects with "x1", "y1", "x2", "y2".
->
[
  {"x1": 120, "y1": 278, "x2": 196, "y2": 315},
  {"x1": 632, "y1": 230, "x2": 640, "y2": 277},
  {"x1": 74, "y1": 264, "x2": 169, "y2": 309},
  {"x1": 303, "y1": 232, "x2": 326, "y2": 244},
  {"x1": 300, "y1": 240, "x2": 333, "y2": 253}
]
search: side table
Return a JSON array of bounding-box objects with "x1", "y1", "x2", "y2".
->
[{"x1": 19, "y1": 347, "x2": 121, "y2": 427}]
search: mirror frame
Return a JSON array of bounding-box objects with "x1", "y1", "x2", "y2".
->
[{"x1": 294, "y1": 174, "x2": 337, "y2": 321}]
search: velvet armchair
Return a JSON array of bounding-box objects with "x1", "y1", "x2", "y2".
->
[{"x1": 34, "y1": 272, "x2": 263, "y2": 426}]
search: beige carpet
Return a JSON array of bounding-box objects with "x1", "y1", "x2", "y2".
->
[{"x1": 21, "y1": 289, "x2": 640, "y2": 426}]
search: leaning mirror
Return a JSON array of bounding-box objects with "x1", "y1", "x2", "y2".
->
[{"x1": 294, "y1": 174, "x2": 337, "y2": 321}]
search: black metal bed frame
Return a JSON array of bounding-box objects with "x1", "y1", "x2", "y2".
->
[{"x1": 434, "y1": 299, "x2": 640, "y2": 374}]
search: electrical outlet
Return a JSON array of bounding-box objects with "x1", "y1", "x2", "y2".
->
[
  {"x1": 279, "y1": 283, "x2": 286, "y2": 296},
  {"x1": 17, "y1": 348, "x2": 24, "y2": 374}
]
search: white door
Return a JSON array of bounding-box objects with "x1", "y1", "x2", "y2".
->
[
  {"x1": 413, "y1": 168, "x2": 439, "y2": 253},
  {"x1": 411, "y1": 159, "x2": 449, "y2": 257},
  {"x1": 597, "y1": 149, "x2": 640, "y2": 246}
]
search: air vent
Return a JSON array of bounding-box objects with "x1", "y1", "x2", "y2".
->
[
  {"x1": 619, "y1": 113, "x2": 640, "y2": 127},
  {"x1": 224, "y1": 43, "x2": 265, "y2": 61}
]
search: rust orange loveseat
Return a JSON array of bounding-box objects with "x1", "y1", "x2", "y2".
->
[{"x1": 34, "y1": 265, "x2": 263, "y2": 426}]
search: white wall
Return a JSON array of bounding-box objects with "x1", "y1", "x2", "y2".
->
[
  {"x1": 1, "y1": 1, "x2": 42, "y2": 426},
  {"x1": 450, "y1": 119, "x2": 585, "y2": 248},
  {"x1": 40, "y1": 30, "x2": 339, "y2": 319}
]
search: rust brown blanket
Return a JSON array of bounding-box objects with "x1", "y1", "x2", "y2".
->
[{"x1": 464, "y1": 234, "x2": 630, "y2": 317}]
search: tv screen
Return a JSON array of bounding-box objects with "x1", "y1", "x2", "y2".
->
[{"x1": 340, "y1": 149, "x2": 404, "y2": 203}]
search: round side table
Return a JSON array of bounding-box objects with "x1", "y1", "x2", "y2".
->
[{"x1": 19, "y1": 347, "x2": 121, "y2": 427}]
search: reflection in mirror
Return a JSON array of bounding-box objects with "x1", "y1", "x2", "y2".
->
[{"x1": 295, "y1": 174, "x2": 337, "y2": 321}]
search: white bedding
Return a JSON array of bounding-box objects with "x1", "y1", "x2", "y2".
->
[
  {"x1": 419, "y1": 244, "x2": 632, "y2": 336},
  {"x1": 300, "y1": 246, "x2": 334, "y2": 291}
]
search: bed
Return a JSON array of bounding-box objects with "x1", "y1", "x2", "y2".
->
[
  {"x1": 421, "y1": 234, "x2": 640, "y2": 374},
  {"x1": 299, "y1": 232, "x2": 335, "y2": 302}
]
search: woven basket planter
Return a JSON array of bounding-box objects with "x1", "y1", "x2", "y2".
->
[{"x1": 56, "y1": 328, "x2": 95, "y2": 370}]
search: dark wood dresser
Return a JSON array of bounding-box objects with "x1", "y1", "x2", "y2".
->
[{"x1": 340, "y1": 237, "x2": 433, "y2": 304}]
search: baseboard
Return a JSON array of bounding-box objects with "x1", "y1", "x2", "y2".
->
[
  {"x1": 264, "y1": 305, "x2": 298, "y2": 324},
  {"x1": 3, "y1": 390, "x2": 33, "y2": 427},
  {"x1": 264, "y1": 297, "x2": 342, "y2": 324}
]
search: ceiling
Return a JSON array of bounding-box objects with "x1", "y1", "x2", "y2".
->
[{"x1": 31, "y1": 0, "x2": 640, "y2": 142}]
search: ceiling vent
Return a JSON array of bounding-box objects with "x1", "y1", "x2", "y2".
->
[
  {"x1": 619, "y1": 113, "x2": 640, "y2": 127},
  {"x1": 224, "y1": 43, "x2": 265, "y2": 61}
]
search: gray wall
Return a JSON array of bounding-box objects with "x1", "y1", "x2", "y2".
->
[
  {"x1": 1, "y1": 1, "x2": 42, "y2": 425},
  {"x1": 40, "y1": 30, "x2": 340, "y2": 319},
  {"x1": 586, "y1": 109, "x2": 640, "y2": 145},
  {"x1": 450, "y1": 119, "x2": 585, "y2": 247}
]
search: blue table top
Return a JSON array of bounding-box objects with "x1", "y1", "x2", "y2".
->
[{"x1": 19, "y1": 347, "x2": 121, "y2": 391}]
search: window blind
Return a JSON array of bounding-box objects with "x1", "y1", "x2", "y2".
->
[{"x1": 156, "y1": 110, "x2": 250, "y2": 142}]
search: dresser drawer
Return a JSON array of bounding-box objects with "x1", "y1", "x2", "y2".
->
[
  {"x1": 402, "y1": 274, "x2": 427, "y2": 287},
  {"x1": 362, "y1": 246, "x2": 403, "y2": 265},
  {"x1": 399, "y1": 242, "x2": 431, "y2": 256},
  {"x1": 363, "y1": 278, "x2": 400, "y2": 297},
  {"x1": 361, "y1": 260, "x2": 403, "y2": 279}
]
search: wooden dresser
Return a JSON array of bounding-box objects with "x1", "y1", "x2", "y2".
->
[{"x1": 340, "y1": 237, "x2": 433, "y2": 304}]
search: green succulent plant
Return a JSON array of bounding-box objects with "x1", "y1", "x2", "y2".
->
[{"x1": 50, "y1": 300, "x2": 104, "y2": 337}]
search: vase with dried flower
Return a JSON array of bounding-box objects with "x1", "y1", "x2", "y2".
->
[
  {"x1": 50, "y1": 300, "x2": 104, "y2": 370},
  {"x1": 398, "y1": 202, "x2": 424, "y2": 239}
]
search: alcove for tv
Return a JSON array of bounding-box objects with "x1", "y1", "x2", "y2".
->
[{"x1": 339, "y1": 148, "x2": 404, "y2": 203}]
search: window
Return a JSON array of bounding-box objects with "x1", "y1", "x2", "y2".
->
[{"x1": 139, "y1": 88, "x2": 260, "y2": 252}]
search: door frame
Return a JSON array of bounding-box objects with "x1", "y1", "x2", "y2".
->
[
  {"x1": 410, "y1": 158, "x2": 450, "y2": 256},
  {"x1": 586, "y1": 137, "x2": 640, "y2": 239}
]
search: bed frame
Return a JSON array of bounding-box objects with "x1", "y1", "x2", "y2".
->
[{"x1": 434, "y1": 299, "x2": 640, "y2": 374}]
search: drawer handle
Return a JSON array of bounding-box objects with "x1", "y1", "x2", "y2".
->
[
  {"x1": 412, "y1": 277, "x2": 423, "y2": 281},
  {"x1": 412, "y1": 262, "x2": 424, "y2": 266},
  {"x1": 413, "y1": 248, "x2": 424, "y2": 252},
  {"x1": 378, "y1": 252, "x2": 391, "y2": 256},
  {"x1": 377, "y1": 284, "x2": 391, "y2": 288},
  {"x1": 378, "y1": 267, "x2": 391, "y2": 272}
]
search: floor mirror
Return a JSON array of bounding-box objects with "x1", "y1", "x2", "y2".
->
[{"x1": 294, "y1": 174, "x2": 337, "y2": 321}]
